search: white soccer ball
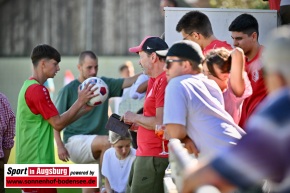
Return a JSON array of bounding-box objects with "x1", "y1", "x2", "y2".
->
[{"x1": 80, "y1": 77, "x2": 109, "y2": 106}]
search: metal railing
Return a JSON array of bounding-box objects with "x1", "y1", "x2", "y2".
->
[{"x1": 164, "y1": 138, "x2": 220, "y2": 193}]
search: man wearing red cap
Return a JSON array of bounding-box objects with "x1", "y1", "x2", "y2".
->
[{"x1": 123, "y1": 36, "x2": 169, "y2": 193}]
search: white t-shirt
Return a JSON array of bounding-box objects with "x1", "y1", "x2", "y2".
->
[
  {"x1": 129, "y1": 74, "x2": 149, "y2": 100},
  {"x1": 163, "y1": 74, "x2": 245, "y2": 161},
  {"x1": 280, "y1": 0, "x2": 290, "y2": 6},
  {"x1": 101, "y1": 147, "x2": 136, "y2": 193},
  {"x1": 118, "y1": 74, "x2": 149, "y2": 115}
]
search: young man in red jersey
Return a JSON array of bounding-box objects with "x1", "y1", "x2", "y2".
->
[
  {"x1": 228, "y1": 13, "x2": 268, "y2": 128},
  {"x1": 176, "y1": 10, "x2": 232, "y2": 55},
  {"x1": 16, "y1": 44, "x2": 96, "y2": 193}
]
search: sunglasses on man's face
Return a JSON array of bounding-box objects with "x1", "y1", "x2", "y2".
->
[{"x1": 165, "y1": 59, "x2": 185, "y2": 69}]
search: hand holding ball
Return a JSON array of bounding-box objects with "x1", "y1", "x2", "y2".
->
[{"x1": 80, "y1": 77, "x2": 109, "y2": 106}]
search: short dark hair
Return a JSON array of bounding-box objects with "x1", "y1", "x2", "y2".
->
[
  {"x1": 119, "y1": 64, "x2": 129, "y2": 72},
  {"x1": 79, "y1": 51, "x2": 97, "y2": 64},
  {"x1": 204, "y1": 48, "x2": 231, "y2": 78},
  {"x1": 30, "y1": 44, "x2": 61, "y2": 66},
  {"x1": 176, "y1": 11, "x2": 213, "y2": 38},
  {"x1": 228, "y1": 13, "x2": 259, "y2": 39}
]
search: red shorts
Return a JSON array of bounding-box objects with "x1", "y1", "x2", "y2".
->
[{"x1": 21, "y1": 188, "x2": 57, "y2": 193}]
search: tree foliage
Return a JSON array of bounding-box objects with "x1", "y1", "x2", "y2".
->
[{"x1": 209, "y1": 0, "x2": 269, "y2": 9}]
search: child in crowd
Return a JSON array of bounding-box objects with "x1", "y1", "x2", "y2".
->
[
  {"x1": 202, "y1": 47, "x2": 252, "y2": 124},
  {"x1": 101, "y1": 131, "x2": 136, "y2": 193}
]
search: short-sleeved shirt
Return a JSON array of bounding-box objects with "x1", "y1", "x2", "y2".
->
[
  {"x1": 136, "y1": 72, "x2": 168, "y2": 157},
  {"x1": 211, "y1": 88, "x2": 290, "y2": 192},
  {"x1": 203, "y1": 40, "x2": 232, "y2": 55},
  {"x1": 102, "y1": 147, "x2": 136, "y2": 192},
  {"x1": 223, "y1": 72, "x2": 253, "y2": 124},
  {"x1": 163, "y1": 74, "x2": 245, "y2": 160},
  {"x1": 129, "y1": 74, "x2": 149, "y2": 100},
  {"x1": 26, "y1": 79, "x2": 59, "y2": 119},
  {"x1": 118, "y1": 74, "x2": 149, "y2": 115},
  {"x1": 16, "y1": 79, "x2": 58, "y2": 164},
  {"x1": 239, "y1": 47, "x2": 268, "y2": 128},
  {"x1": 55, "y1": 77, "x2": 124, "y2": 143}
]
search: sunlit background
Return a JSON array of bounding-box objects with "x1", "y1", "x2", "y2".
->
[{"x1": 0, "y1": 0, "x2": 270, "y2": 192}]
